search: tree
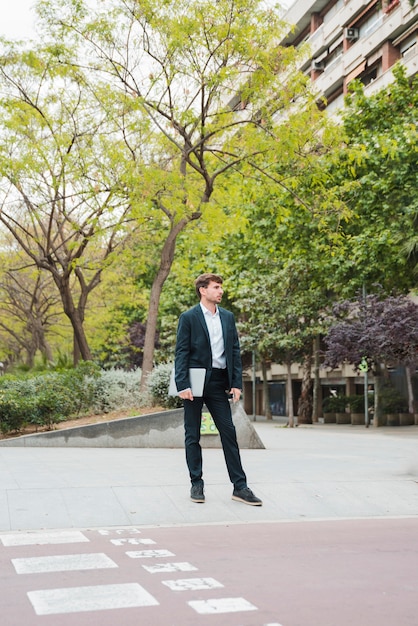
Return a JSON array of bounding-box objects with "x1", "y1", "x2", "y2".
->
[
  {"x1": 0, "y1": 44, "x2": 137, "y2": 364},
  {"x1": 235, "y1": 259, "x2": 325, "y2": 426},
  {"x1": 323, "y1": 292, "x2": 418, "y2": 426},
  {"x1": 328, "y1": 65, "x2": 418, "y2": 295},
  {"x1": 211, "y1": 155, "x2": 350, "y2": 423},
  {"x1": 0, "y1": 254, "x2": 61, "y2": 367},
  {"x1": 38, "y1": 0, "x2": 317, "y2": 387}
]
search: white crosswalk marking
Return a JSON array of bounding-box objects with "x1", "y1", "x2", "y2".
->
[
  {"x1": 2, "y1": 526, "x2": 266, "y2": 621},
  {"x1": 110, "y1": 537, "x2": 156, "y2": 545},
  {"x1": 28, "y1": 583, "x2": 159, "y2": 615},
  {"x1": 126, "y1": 549, "x2": 175, "y2": 558},
  {"x1": 142, "y1": 562, "x2": 197, "y2": 573},
  {"x1": 12, "y1": 552, "x2": 118, "y2": 574},
  {"x1": 162, "y1": 577, "x2": 223, "y2": 591},
  {"x1": 0, "y1": 530, "x2": 89, "y2": 547},
  {"x1": 189, "y1": 597, "x2": 258, "y2": 614}
]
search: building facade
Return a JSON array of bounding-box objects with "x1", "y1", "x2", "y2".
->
[{"x1": 281, "y1": 0, "x2": 418, "y2": 113}]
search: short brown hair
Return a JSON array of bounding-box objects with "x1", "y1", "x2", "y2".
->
[{"x1": 195, "y1": 273, "x2": 223, "y2": 299}]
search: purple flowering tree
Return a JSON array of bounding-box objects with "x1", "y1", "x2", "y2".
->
[{"x1": 324, "y1": 293, "x2": 418, "y2": 426}]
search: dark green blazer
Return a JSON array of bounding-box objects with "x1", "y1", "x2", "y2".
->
[{"x1": 174, "y1": 304, "x2": 242, "y2": 392}]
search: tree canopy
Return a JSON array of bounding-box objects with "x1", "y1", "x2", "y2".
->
[
  {"x1": 33, "y1": 0, "x2": 329, "y2": 381},
  {"x1": 0, "y1": 0, "x2": 416, "y2": 402},
  {"x1": 327, "y1": 65, "x2": 418, "y2": 294}
]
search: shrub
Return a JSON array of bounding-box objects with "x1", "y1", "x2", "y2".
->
[
  {"x1": 31, "y1": 374, "x2": 75, "y2": 430},
  {"x1": 0, "y1": 379, "x2": 38, "y2": 434},
  {"x1": 0, "y1": 365, "x2": 152, "y2": 435},
  {"x1": 0, "y1": 364, "x2": 103, "y2": 434},
  {"x1": 147, "y1": 363, "x2": 182, "y2": 409},
  {"x1": 347, "y1": 395, "x2": 364, "y2": 413},
  {"x1": 89, "y1": 368, "x2": 143, "y2": 413},
  {"x1": 380, "y1": 384, "x2": 408, "y2": 414},
  {"x1": 346, "y1": 394, "x2": 374, "y2": 412},
  {"x1": 0, "y1": 391, "x2": 26, "y2": 434},
  {"x1": 59, "y1": 362, "x2": 101, "y2": 416},
  {"x1": 322, "y1": 395, "x2": 348, "y2": 413}
]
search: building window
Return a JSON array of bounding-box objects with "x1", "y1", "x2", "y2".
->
[
  {"x1": 361, "y1": 9, "x2": 383, "y2": 39},
  {"x1": 400, "y1": 34, "x2": 417, "y2": 58},
  {"x1": 360, "y1": 63, "x2": 381, "y2": 86}
]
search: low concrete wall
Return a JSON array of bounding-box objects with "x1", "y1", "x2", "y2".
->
[{"x1": 0, "y1": 402, "x2": 265, "y2": 449}]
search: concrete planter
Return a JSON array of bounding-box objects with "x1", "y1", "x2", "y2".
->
[
  {"x1": 415, "y1": 413, "x2": 418, "y2": 426},
  {"x1": 323, "y1": 412, "x2": 336, "y2": 423},
  {"x1": 376, "y1": 413, "x2": 387, "y2": 427},
  {"x1": 0, "y1": 404, "x2": 265, "y2": 449},
  {"x1": 336, "y1": 412, "x2": 351, "y2": 425},
  {"x1": 399, "y1": 413, "x2": 414, "y2": 426},
  {"x1": 386, "y1": 413, "x2": 400, "y2": 427},
  {"x1": 351, "y1": 413, "x2": 365, "y2": 425}
]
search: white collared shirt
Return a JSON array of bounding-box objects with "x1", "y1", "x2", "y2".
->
[{"x1": 200, "y1": 303, "x2": 226, "y2": 369}]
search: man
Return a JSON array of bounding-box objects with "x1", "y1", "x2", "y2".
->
[{"x1": 175, "y1": 273, "x2": 262, "y2": 506}]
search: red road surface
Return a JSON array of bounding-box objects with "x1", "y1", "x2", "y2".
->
[{"x1": 1, "y1": 517, "x2": 417, "y2": 626}]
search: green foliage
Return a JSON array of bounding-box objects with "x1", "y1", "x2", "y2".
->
[
  {"x1": 0, "y1": 382, "x2": 38, "y2": 434},
  {"x1": 1, "y1": 1, "x2": 416, "y2": 376},
  {"x1": 346, "y1": 394, "x2": 373, "y2": 413},
  {"x1": 380, "y1": 384, "x2": 409, "y2": 414},
  {"x1": 0, "y1": 363, "x2": 141, "y2": 435},
  {"x1": 234, "y1": 258, "x2": 326, "y2": 366},
  {"x1": 58, "y1": 361, "x2": 101, "y2": 416},
  {"x1": 331, "y1": 65, "x2": 418, "y2": 293},
  {"x1": 88, "y1": 368, "x2": 143, "y2": 414},
  {"x1": 28, "y1": 0, "x2": 323, "y2": 378},
  {"x1": 147, "y1": 363, "x2": 182, "y2": 409},
  {"x1": 322, "y1": 395, "x2": 348, "y2": 413},
  {"x1": 32, "y1": 375, "x2": 75, "y2": 429},
  {"x1": 0, "y1": 368, "x2": 92, "y2": 433}
]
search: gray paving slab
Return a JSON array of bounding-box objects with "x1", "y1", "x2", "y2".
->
[{"x1": 0, "y1": 421, "x2": 417, "y2": 531}]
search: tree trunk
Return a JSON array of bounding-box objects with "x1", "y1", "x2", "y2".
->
[
  {"x1": 33, "y1": 318, "x2": 54, "y2": 364},
  {"x1": 25, "y1": 345, "x2": 36, "y2": 369},
  {"x1": 140, "y1": 215, "x2": 194, "y2": 391},
  {"x1": 261, "y1": 359, "x2": 272, "y2": 419},
  {"x1": 298, "y1": 351, "x2": 313, "y2": 424},
  {"x1": 312, "y1": 335, "x2": 320, "y2": 423},
  {"x1": 42, "y1": 340, "x2": 54, "y2": 363},
  {"x1": 373, "y1": 363, "x2": 383, "y2": 427},
  {"x1": 286, "y1": 361, "x2": 294, "y2": 428},
  {"x1": 54, "y1": 274, "x2": 92, "y2": 364},
  {"x1": 73, "y1": 333, "x2": 82, "y2": 366},
  {"x1": 405, "y1": 365, "x2": 415, "y2": 414}
]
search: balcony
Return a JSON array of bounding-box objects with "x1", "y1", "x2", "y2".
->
[
  {"x1": 362, "y1": 5, "x2": 404, "y2": 57},
  {"x1": 313, "y1": 54, "x2": 344, "y2": 96},
  {"x1": 364, "y1": 45, "x2": 418, "y2": 96},
  {"x1": 343, "y1": 3, "x2": 404, "y2": 74},
  {"x1": 283, "y1": 0, "x2": 368, "y2": 48}
]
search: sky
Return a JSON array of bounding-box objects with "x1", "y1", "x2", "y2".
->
[
  {"x1": 1, "y1": 0, "x2": 38, "y2": 40},
  {"x1": 2, "y1": 0, "x2": 295, "y2": 41}
]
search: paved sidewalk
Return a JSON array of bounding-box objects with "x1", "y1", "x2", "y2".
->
[{"x1": 1, "y1": 421, "x2": 417, "y2": 532}]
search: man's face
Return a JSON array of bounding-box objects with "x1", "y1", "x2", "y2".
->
[{"x1": 200, "y1": 280, "x2": 223, "y2": 304}]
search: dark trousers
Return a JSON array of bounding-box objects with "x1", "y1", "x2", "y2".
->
[{"x1": 183, "y1": 368, "x2": 247, "y2": 490}]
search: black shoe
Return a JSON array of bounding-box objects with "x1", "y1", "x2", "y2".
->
[
  {"x1": 190, "y1": 483, "x2": 205, "y2": 503},
  {"x1": 232, "y1": 487, "x2": 262, "y2": 506}
]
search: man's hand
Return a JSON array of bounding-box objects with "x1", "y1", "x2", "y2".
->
[
  {"x1": 230, "y1": 388, "x2": 241, "y2": 403},
  {"x1": 179, "y1": 388, "x2": 194, "y2": 401}
]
